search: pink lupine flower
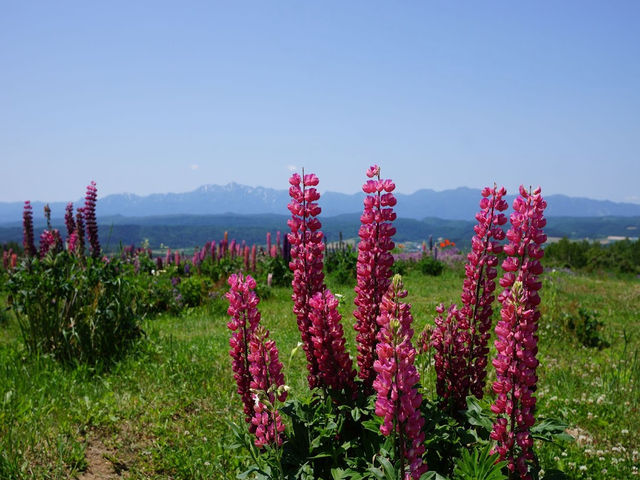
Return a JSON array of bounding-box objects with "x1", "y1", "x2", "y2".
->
[
  {"x1": 248, "y1": 325, "x2": 287, "y2": 448},
  {"x1": 39, "y1": 229, "x2": 62, "y2": 258},
  {"x1": 22, "y1": 201, "x2": 36, "y2": 257},
  {"x1": 84, "y1": 181, "x2": 100, "y2": 258},
  {"x1": 243, "y1": 245, "x2": 250, "y2": 271},
  {"x1": 226, "y1": 273, "x2": 263, "y2": 432},
  {"x1": 266, "y1": 232, "x2": 272, "y2": 256},
  {"x1": 10, "y1": 253, "x2": 17, "y2": 269},
  {"x1": 64, "y1": 202, "x2": 76, "y2": 238},
  {"x1": 373, "y1": 275, "x2": 427, "y2": 479},
  {"x1": 287, "y1": 171, "x2": 326, "y2": 389},
  {"x1": 308, "y1": 290, "x2": 356, "y2": 395},
  {"x1": 354, "y1": 166, "x2": 397, "y2": 390},
  {"x1": 431, "y1": 303, "x2": 471, "y2": 413},
  {"x1": 490, "y1": 186, "x2": 547, "y2": 480},
  {"x1": 174, "y1": 251, "x2": 180, "y2": 266},
  {"x1": 460, "y1": 185, "x2": 508, "y2": 399},
  {"x1": 67, "y1": 232, "x2": 79, "y2": 254},
  {"x1": 250, "y1": 244, "x2": 257, "y2": 271},
  {"x1": 2, "y1": 251, "x2": 8, "y2": 270},
  {"x1": 211, "y1": 241, "x2": 217, "y2": 262},
  {"x1": 229, "y1": 239, "x2": 237, "y2": 259}
]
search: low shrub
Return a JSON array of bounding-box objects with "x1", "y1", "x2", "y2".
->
[{"x1": 7, "y1": 253, "x2": 141, "y2": 365}]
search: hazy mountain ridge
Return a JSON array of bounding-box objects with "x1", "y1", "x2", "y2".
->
[{"x1": 2, "y1": 183, "x2": 640, "y2": 225}]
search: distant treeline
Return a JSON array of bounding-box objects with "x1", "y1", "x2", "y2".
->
[
  {"x1": 1, "y1": 213, "x2": 639, "y2": 255},
  {"x1": 544, "y1": 237, "x2": 640, "y2": 274}
]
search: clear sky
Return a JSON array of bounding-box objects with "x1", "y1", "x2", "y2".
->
[{"x1": 1, "y1": 1, "x2": 639, "y2": 203}]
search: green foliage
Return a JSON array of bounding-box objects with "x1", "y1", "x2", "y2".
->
[
  {"x1": 565, "y1": 308, "x2": 610, "y2": 349},
  {"x1": 418, "y1": 256, "x2": 445, "y2": 276},
  {"x1": 325, "y1": 247, "x2": 358, "y2": 285},
  {"x1": 6, "y1": 253, "x2": 141, "y2": 365},
  {"x1": 452, "y1": 445, "x2": 507, "y2": 480},
  {"x1": 544, "y1": 237, "x2": 640, "y2": 274}
]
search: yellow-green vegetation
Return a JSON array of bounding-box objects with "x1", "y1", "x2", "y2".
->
[{"x1": 0, "y1": 268, "x2": 638, "y2": 479}]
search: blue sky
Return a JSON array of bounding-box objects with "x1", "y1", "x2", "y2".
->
[{"x1": 1, "y1": 1, "x2": 639, "y2": 203}]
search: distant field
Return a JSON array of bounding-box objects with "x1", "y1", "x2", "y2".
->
[{"x1": 1, "y1": 268, "x2": 638, "y2": 479}]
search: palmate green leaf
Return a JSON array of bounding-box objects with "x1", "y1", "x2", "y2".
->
[
  {"x1": 464, "y1": 396, "x2": 493, "y2": 433},
  {"x1": 452, "y1": 445, "x2": 507, "y2": 480},
  {"x1": 530, "y1": 418, "x2": 574, "y2": 444}
]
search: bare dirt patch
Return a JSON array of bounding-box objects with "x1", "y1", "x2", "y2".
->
[{"x1": 77, "y1": 436, "x2": 128, "y2": 480}]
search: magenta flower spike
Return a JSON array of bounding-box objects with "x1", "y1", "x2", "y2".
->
[
  {"x1": 354, "y1": 165, "x2": 397, "y2": 390},
  {"x1": 250, "y1": 244, "x2": 257, "y2": 271},
  {"x1": 460, "y1": 185, "x2": 508, "y2": 399},
  {"x1": 373, "y1": 275, "x2": 427, "y2": 479},
  {"x1": 84, "y1": 181, "x2": 101, "y2": 258},
  {"x1": 266, "y1": 232, "x2": 272, "y2": 256},
  {"x1": 431, "y1": 303, "x2": 471, "y2": 413},
  {"x1": 22, "y1": 201, "x2": 36, "y2": 257},
  {"x1": 64, "y1": 202, "x2": 76, "y2": 239},
  {"x1": 287, "y1": 171, "x2": 326, "y2": 389},
  {"x1": 248, "y1": 325, "x2": 287, "y2": 448},
  {"x1": 490, "y1": 186, "x2": 547, "y2": 480},
  {"x1": 226, "y1": 273, "x2": 263, "y2": 432},
  {"x1": 243, "y1": 245, "x2": 250, "y2": 271},
  {"x1": 308, "y1": 290, "x2": 356, "y2": 395}
]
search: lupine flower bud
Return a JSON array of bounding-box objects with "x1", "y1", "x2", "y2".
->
[
  {"x1": 373, "y1": 275, "x2": 427, "y2": 479},
  {"x1": 248, "y1": 325, "x2": 287, "y2": 448},
  {"x1": 308, "y1": 290, "x2": 356, "y2": 395},
  {"x1": 490, "y1": 186, "x2": 547, "y2": 480},
  {"x1": 84, "y1": 181, "x2": 100, "y2": 258},
  {"x1": 460, "y1": 185, "x2": 508, "y2": 399},
  {"x1": 23, "y1": 201, "x2": 36, "y2": 257},
  {"x1": 226, "y1": 273, "x2": 262, "y2": 431},
  {"x1": 354, "y1": 165, "x2": 397, "y2": 390},
  {"x1": 287, "y1": 171, "x2": 326, "y2": 389}
]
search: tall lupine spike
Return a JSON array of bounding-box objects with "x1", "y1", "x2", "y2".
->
[
  {"x1": 308, "y1": 290, "x2": 356, "y2": 395},
  {"x1": 248, "y1": 325, "x2": 287, "y2": 448},
  {"x1": 23, "y1": 201, "x2": 37, "y2": 257},
  {"x1": 373, "y1": 275, "x2": 427, "y2": 480},
  {"x1": 226, "y1": 273, "x2": 263, "y2": 432},
  {"x1": 287, "y1": 171, "x2": 325, "y2": 389},
  {"x1": 84, "y1": 181, "x2": 100, "y2": 258},
  {"x1": 431, "y1": 303, "x2": 471, "y2": 413},
  {"x1": 243, "y1": 245, "x2": 250, "y2": 271},
  {"x1": 250, "y1": 244, "x2": 257, "y2": 271},
  {"x1": 460, "y1": 185, "x2": 508, "y2": 399},
  {"x1": 64, "y1": 202, "x2": 76, "y2": 238},
  {"x1": 354, "y1": 165, "x2": 397, "y2": 390},
  {"x1": 490, "y1": 186, "x2": 547, "y2": 480}
]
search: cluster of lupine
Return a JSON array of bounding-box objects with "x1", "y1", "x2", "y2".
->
[
  {"x1": 353, "y1": 165, "x2": 397, "y2": 390},
  {"x1": 373, "y1": 275, "x2": 427, "y2": 480},
  {"x1": 226, "y1": 273, "x2": 287, "y2": 447},
  {"x1": 227, "y1": 168, "x2": 548, "y2": 479},
  {"x1": 491, "y1": 186, "x2": 546, "y2": 479},
  {"x1": 1, "y1": 249, "x2": 18, "y2": 270},
  {"x1": 21, "y1": 183, "x2": 96, "y2": 260},
  {"x1": 287, "y1": 172, "x2": 326, "y2": 389}
]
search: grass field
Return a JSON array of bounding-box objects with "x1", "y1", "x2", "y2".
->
[{"x1": 1, "y1": 268, "x2": 638, "y2": 479}]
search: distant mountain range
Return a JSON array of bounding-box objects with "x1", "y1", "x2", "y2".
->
[{"x1": 1, "y1": 182, "x2": 640, "y2": 225}]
